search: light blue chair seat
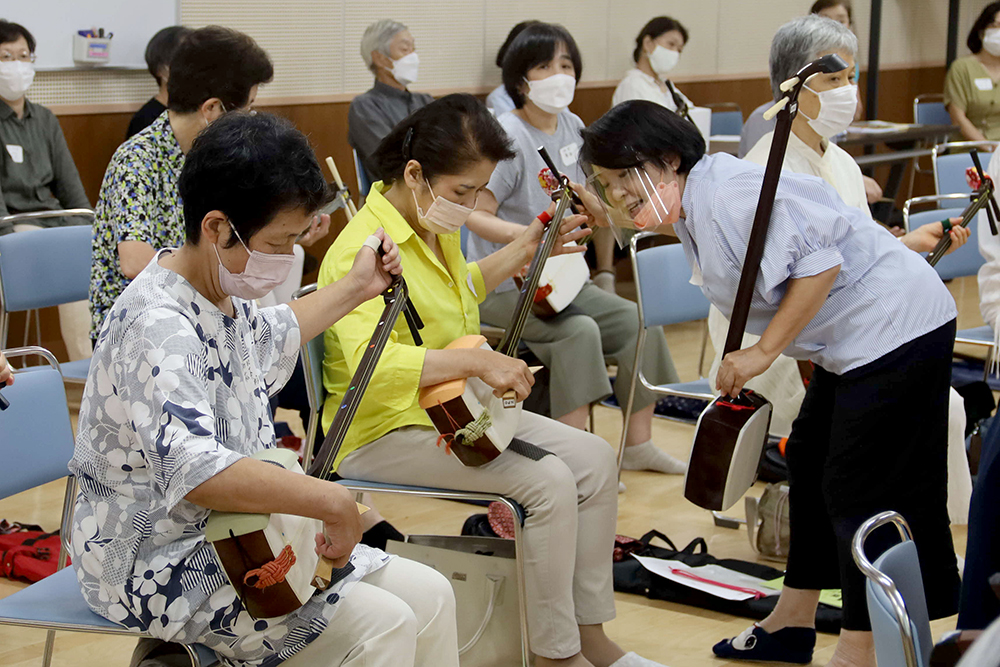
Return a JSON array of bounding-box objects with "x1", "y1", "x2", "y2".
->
[
  {"x1": 0, "y1": 347, "x2": 217, "y2": 667},
  {"x1": 0, "y1": 219, "x2": 95, "y2": 383},
  {"x1": 618, "y1": 234, "x2": 714, "y2": 474},
  {"x1": 853, "y1": 511, "x2": 931, "y2": 667},
  {"x1": 903, "y1": 198, "x2": 984, "y2": 281},
  {"x1": 932, "y1": 142, "x2": 999, "y2": 198},
  {"x1": 956, "y1": 324, "x2": 994, "y2": 346}
]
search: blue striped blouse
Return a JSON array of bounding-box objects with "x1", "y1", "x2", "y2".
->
[{"x1": 674, "y1": 153, "x2": 956, "y2": 375}]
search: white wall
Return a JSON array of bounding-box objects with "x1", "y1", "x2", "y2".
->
[{"x1": 21, "y1": 0, "x2": 965, "y2": 111}]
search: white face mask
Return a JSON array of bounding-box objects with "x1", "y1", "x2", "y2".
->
[
  {"x1": 984, "y1": 28, "x2": 1000, "y2": 57},
  {"x1": 0, "y1": 61, "x2": 35, "y2": 102},
  {"x1": 214, "y1": 221, "x2": 296, "y2": 300},
  {"x1": 525, "y1": 73, "x2": 576, "y2": 114},
  {"x1": 648, "y1": 45, "x2": 680, "y2": 78},
  {"x1": 390, "y1": 52, "x2": 420, "y2": 86},
  {"x1": 800, "y1": 83, "x2": 857, "y2": 138},
  {"x1": 412, "y1": 180, "x2": 475, "y2": 235}
]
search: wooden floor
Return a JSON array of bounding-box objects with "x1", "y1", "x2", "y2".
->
[{"x1": 0, "y1": 276, "x2": 984, "y2": 667}]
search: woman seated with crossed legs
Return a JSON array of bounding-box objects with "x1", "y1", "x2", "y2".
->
[{"x1": 318, "y1": 94, "x2": 664, "y2": 667}]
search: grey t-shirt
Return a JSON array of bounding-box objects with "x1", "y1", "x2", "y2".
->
[{"x1": 468, "y1": 110, "x2": 585, "y2": 292}]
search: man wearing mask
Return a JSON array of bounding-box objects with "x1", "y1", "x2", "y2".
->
[
  {"x1": 348, "y1": 20, "x2": 433, "y2": 188},
  {"x1": 0, "y1": 19, "x2": 92, "y2": 360}
]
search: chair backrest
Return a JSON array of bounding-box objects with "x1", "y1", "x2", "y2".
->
[
  {"x1": 710, "y1": 110, "x2": 744, "y2": 136},
  {"x1": 932, "y1": 142, "x2": 1000, "y2": 196},
  {"x1": 914, "y1": 94, "x2": 950, "y2": 125},
  {"x1": 904, "y1": 205, "x2": 983, "y2": 280},
  {"x1": 630, "y1": 233, "x2": 710, "y2": 329},
  {"x1": 852, "y1": 511, "x2": 930, "y2": 667},
  {"x1": 0, "y1": 348, "x2": 74, "y2": 499},
  {"x1": 0, "y1": 224, "x2": 92, "y2": 314},
  {"x1": 460, "y1": 225, "x2": 470, "y2": 256},
  {"x1": 353, "y1": 149, "x2": 373, "y2": 198},
  {"x1": 303, "y1": 333, "x2": 326, "y2": 414}
]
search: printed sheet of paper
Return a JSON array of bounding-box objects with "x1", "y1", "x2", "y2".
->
[{"x1": 633, "y1": 555, "x2": 781, "y2": 601}]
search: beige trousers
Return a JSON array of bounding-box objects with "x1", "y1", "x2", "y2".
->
[
  {"x1": 282, "y1": 557, "x2": 460, "y2": 667},
  {"x1": 12, "y1": 224, "x2": 91, "y2": 361},
  {"x1": 339, "y1": 410, "x2": 619, "y2": 659}
]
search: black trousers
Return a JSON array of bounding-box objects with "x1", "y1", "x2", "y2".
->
[{"x1": 783, "y1": 319, "x2": 960, "y2": 631}]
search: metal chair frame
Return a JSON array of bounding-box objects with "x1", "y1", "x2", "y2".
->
[
  {"x1": 291, "y1": 285, "x2": 532, "y2": 666},
  {"x1": 618, "y1": 233, "x2": 714, "y2": 475},
  {"x1": 0, "y1": 211, "x2": 95, "y2": 380},
  {"x1": 851, "y1": 511, "x2": 921, "y2": 667},
  {"x1": 0, "y1": 346, "x2": 214, "y2": 667},
  {"x1": 931, "y1": 142, "x2": 1000, "y2": 197}
]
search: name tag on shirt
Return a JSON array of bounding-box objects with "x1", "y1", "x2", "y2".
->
[
  {"x1": 5, "y1": 145, "x2": 23, "y2": 163},
  {"x1": 559, "y1": 142, "x2": 580, "y2": 167},
  {"x1": 975, "y1": 77, "x2": 994, "y2": 91}
]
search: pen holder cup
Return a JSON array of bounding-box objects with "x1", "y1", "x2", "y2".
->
[{"x1": 73, "y1": 35, "x2": 111, "y2": 64}]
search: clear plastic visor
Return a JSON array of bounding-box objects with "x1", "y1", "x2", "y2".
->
[{"x1": 584, "y1": 165, "x2": 675, "y2": 248}]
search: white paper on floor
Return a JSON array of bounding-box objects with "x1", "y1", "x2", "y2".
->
[{"x1": 632, "y1": 555, "x2": 782, "y2": 601}]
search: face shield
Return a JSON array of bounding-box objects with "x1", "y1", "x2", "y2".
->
[{"x1": 583, "y1": 163, "x2": 682, "y2": 248}]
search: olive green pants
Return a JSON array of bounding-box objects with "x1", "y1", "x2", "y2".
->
[{"x1": 479, "y1": 282, "x2": 678, "y2": 419}]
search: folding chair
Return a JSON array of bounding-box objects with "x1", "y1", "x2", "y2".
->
[
  {"x1": 932, "y1": 142, "x2": 1000, "y2": 197},
  {"x1": 852, "y1": 511, "x2": 932, "y2": 667},
  {"x1": 902, "y1": 194, "x2": 985, "y2": 281},
  {"x1": 291, "y1": 285, "x2": 532, "y2": 666},
  {"x1": 706, "y1": 102, "x2": 744, "y2": 137},
  {"x1": 0, "y1": 216, "x2": 95, "y2": 382},
  {"x1": 0, "y1": 347, "x2": 217, "y2": 667},
  {"x1": 352, "y1": 149, "x2": 374, "y2": 199},
  {"x1": 618, "y1": 233, "x2": 714, "y2": 474},
  {"x1": 913, "y1": 94, "x2": 951, "y2": 126}
]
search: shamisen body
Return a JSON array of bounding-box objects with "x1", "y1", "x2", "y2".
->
[
  {"x1": 317, "y1": 93, "x2": 672, "y2": 667},
  {"x1": 576, "y1": 98, "x2": 962, "y2": 666}
]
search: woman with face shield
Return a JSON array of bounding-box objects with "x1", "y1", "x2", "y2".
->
[
  {"x1": 945, "y1": 2, "x2": 1000, "y2": 142},
  {"x1": 319, "y1": 94, "x2": 667, "y2": 667},
  {"x1": 612, "y1": 17, "x2": 694, "y2": 119},
  {"x1": 578, "y1": 100, "x2": 961, "y2": 667}
]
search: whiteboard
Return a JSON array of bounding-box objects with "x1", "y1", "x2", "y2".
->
[{"x1": 5, "y1": 0, "x2": 180, "y2": 71}]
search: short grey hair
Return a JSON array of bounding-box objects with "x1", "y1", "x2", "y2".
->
[
  {"x1": 360, "y1": 19, "x2": 408, "y2": 73},
  {"x1": 769, "y1": 15, "x2": 857, "y2": 100}
]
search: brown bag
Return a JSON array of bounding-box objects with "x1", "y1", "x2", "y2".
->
[{"x1": 745, "y1": 483, "x2": 790, "y2": 562}]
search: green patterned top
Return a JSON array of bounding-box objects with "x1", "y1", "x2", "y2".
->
[{"x1": 89, "y1": 111, "x2": 185, "y2": 338}]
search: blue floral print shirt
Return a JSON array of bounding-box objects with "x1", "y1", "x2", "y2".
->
[{"x1": 71, "y1": 253, "x2": 389, "y2": 666}]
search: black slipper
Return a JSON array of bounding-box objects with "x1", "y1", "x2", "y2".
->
[{"x1": 712, "y1": 624, "x2": 815, "y2": 664}]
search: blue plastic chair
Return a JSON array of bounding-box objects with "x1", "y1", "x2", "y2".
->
[
  {"x1": 902, "y1": 195, "x2": 984, "y2": 281},
  {"x1": 913, "y1": 94, "x2": 952, "y2": 126},
  {"x1": 707, "y1": 103, "x2": 744, "y2": 136},
  {"x1": 291, "y1": 286, "x2": 532, "y2": 666},
  {"x1": 932, "y1": 142, "x2": 1000, "y2": 198},
  {"x1": 852, "y1": 511, "x2": 931, "y2": 667},
  {"x1": 0, "y1": 347, "x2": 217, "y2": 667},
  {"x1": 0, "y1": 218, "x2": 94, "y2": 382},
  {"x1": 618, "y1": 233, "x2": 714, "y2": 473},
  {"x1": 352, "y1": 149, "x2": 374, "y2": 199}
]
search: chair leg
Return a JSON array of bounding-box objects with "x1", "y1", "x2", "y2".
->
[
  {"x1": 587, "y1": 403, "x2": 595, "y2": 433},
  {"x1": 180, "y1": 643, "x2": 203, "y2": 667},
  {"x1": 617, "y1": 329, "x2": 647, "y2": 478},
  {"x1": 698, "y1": 320, "x2": 710, "y2": 378},
  {"x1": 42, "y1": 629, "x2": 56, "y2": 667},
  {"x1": 500, "y1": 496, "x2": 531, "y2": 667}
]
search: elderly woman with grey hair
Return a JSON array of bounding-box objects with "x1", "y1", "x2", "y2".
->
[
  {"x1": 707, "y1": 14, "x2": 967, "y2": 667},
  {"x1": 347, "y1": 19, "x2": 433, "y2": 185}
]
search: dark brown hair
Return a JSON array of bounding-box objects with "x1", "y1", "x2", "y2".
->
[
  {"x1": 969, "y1": 2, "x2": 1000, "y2": 53},
  {"x1": 167, "y1": 26, "x2": 273, "y2": 114},
  {"x1": 0, "y1": 20, "x2": 35, "y2": 53}
]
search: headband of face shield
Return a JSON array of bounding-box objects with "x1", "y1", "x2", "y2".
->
[{"x1": 584, "y1": 164, "x2": 681, "y2": 247}]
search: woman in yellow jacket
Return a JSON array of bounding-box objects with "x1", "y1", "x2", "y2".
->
[{"x1": 318, "y1": 94, "x2": 665, "y2": 667}]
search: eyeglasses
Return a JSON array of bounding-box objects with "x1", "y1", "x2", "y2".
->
[{"x1": 0, "y1": 51, "x2": 35, "y2": 63}]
